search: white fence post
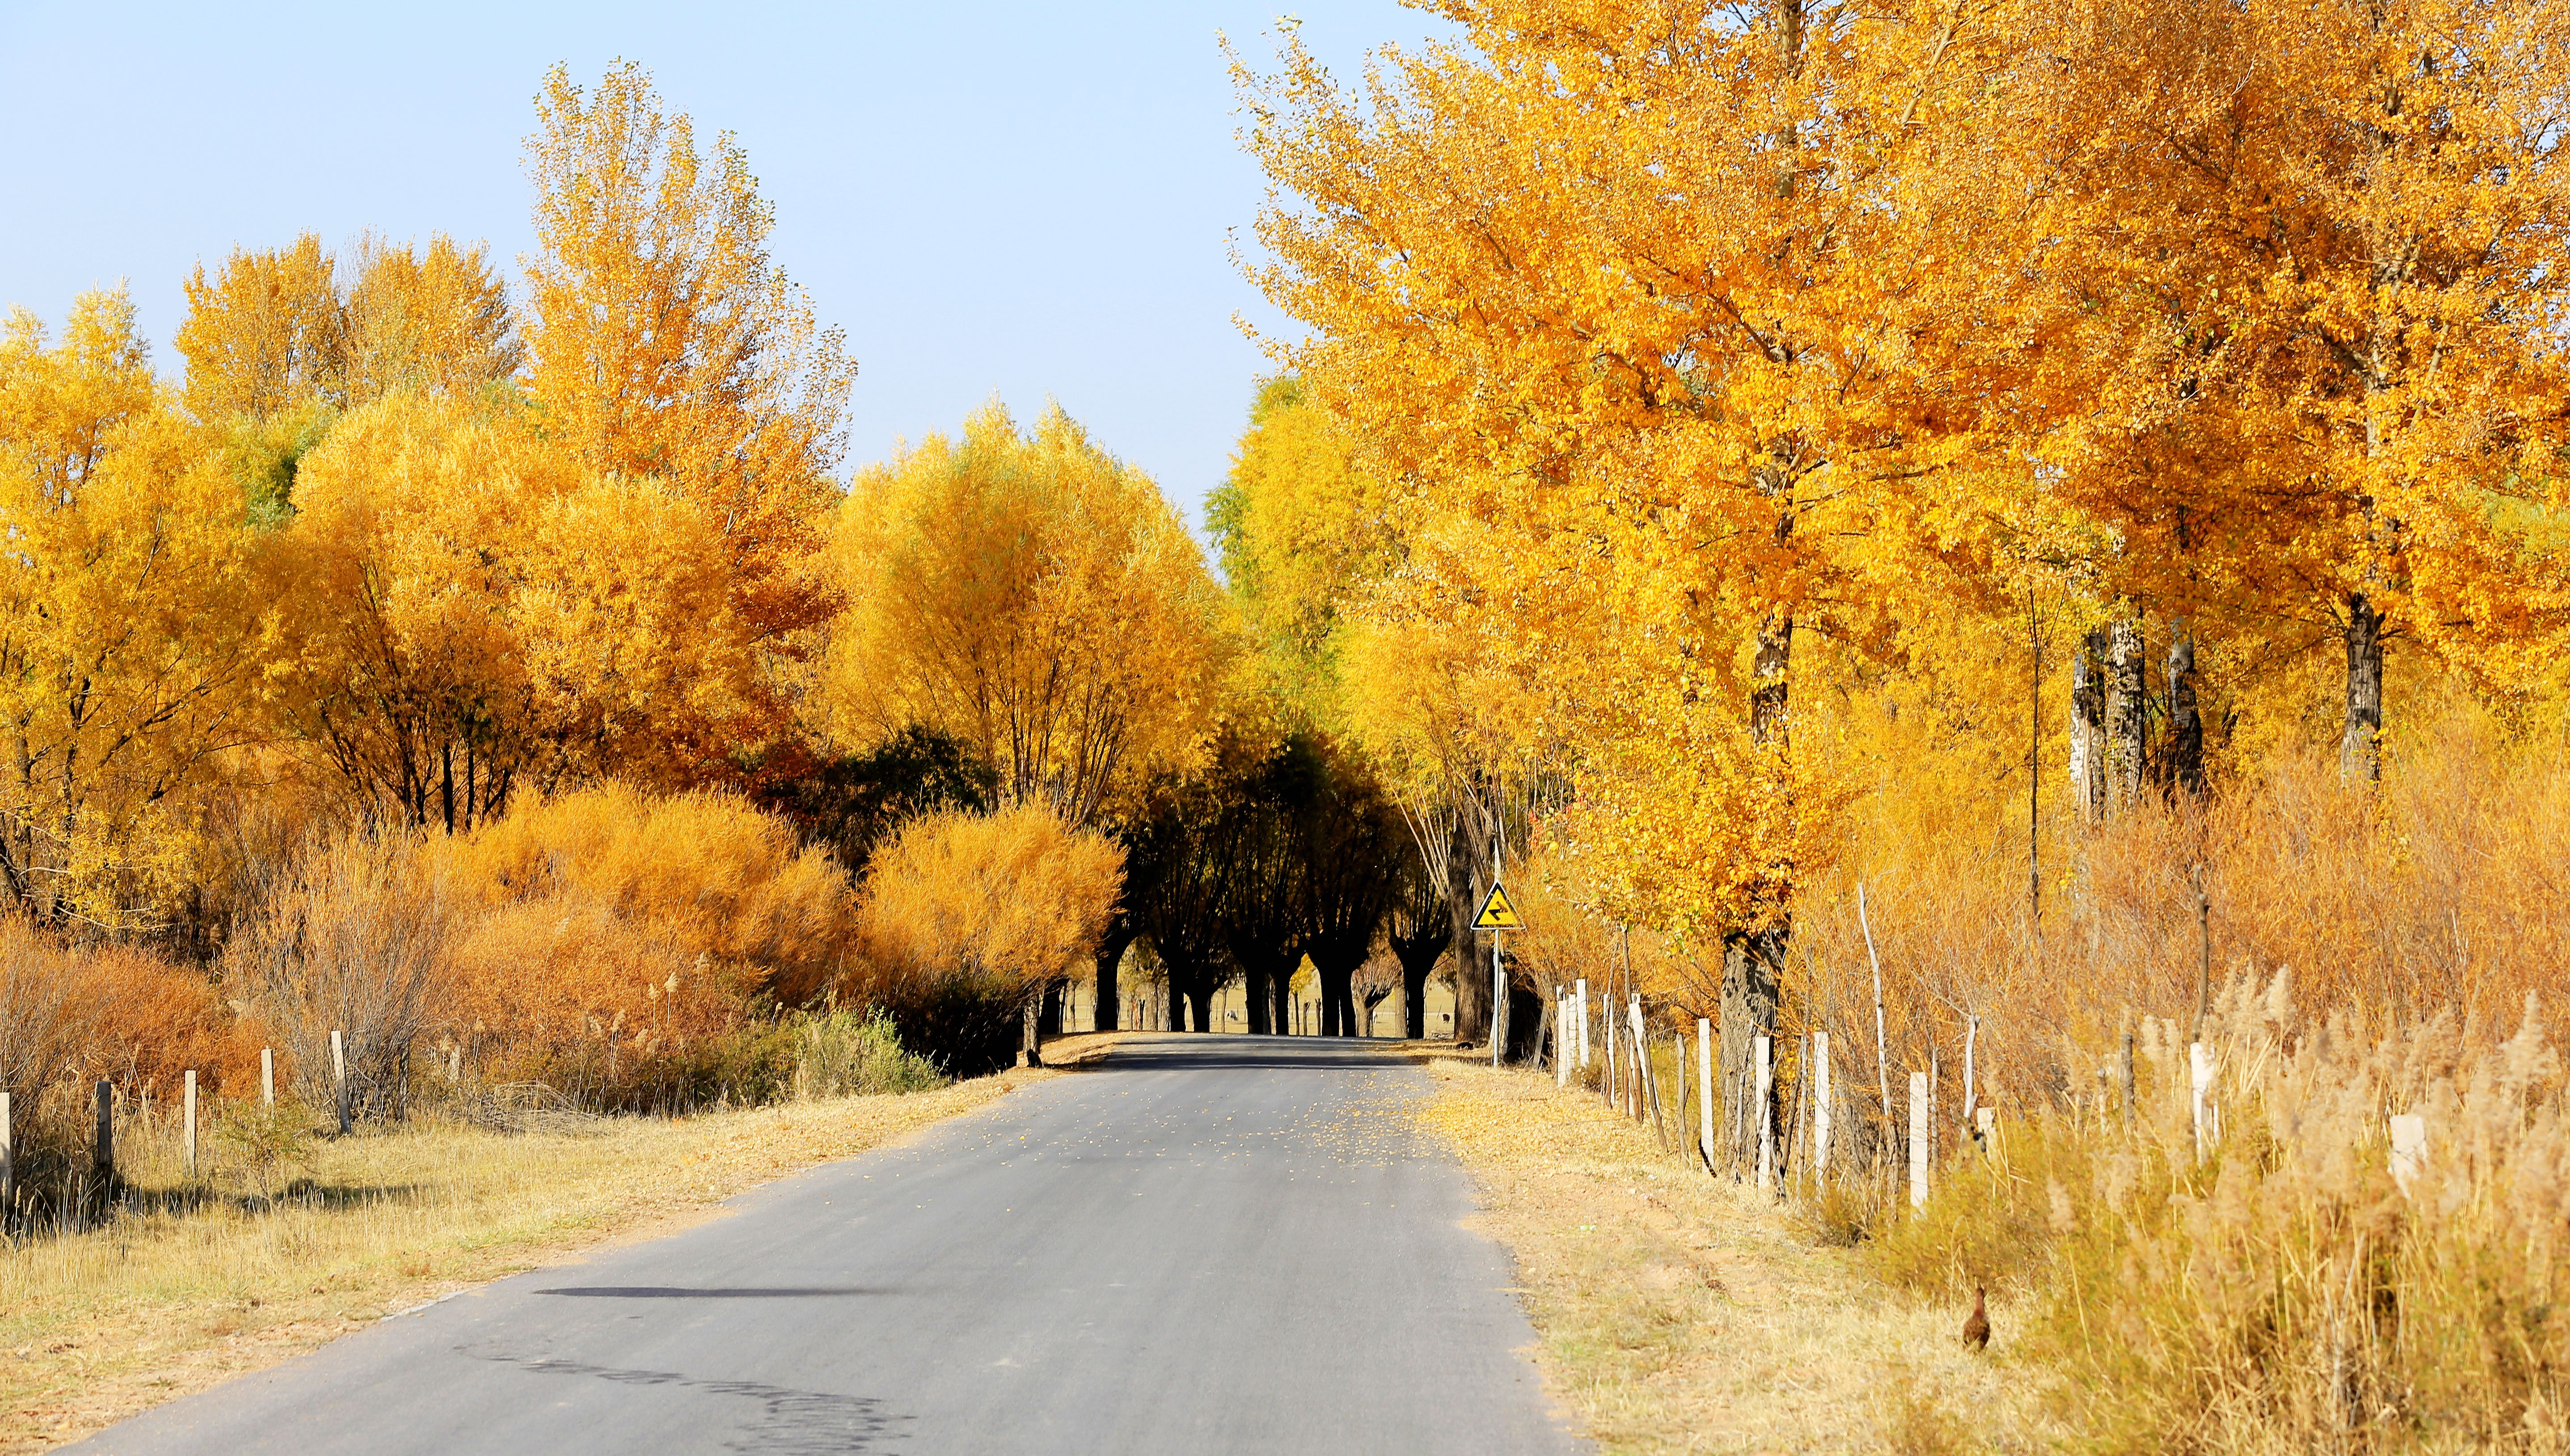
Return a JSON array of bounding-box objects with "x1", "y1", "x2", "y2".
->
[
  {"x1": 1813, "y1": 1030, "x2": 1832, "y2": 1177},
  {"x1": 1555, "y1": 989, "x2": 1571, "y2": 1088},
  {"x1": 1696, "y1": 1019, "x2": 1714, "y2": 1171},
  {"x1": 1754, "y1": 1033, "x2": 1774, "y2": 1191},
  {"x1": 2189, "y1": 1042, "x2": 2214, "y2": 1161},
  {"x1": 1909, "y1": 1070, "x2": 1930, "y2": 1208},
  {"x1": 1574, "y1": 979, "x2": 1589, "y2": 1067},
  {"x1": 1628, "y1": 998, "x2": 1647, "y2": 1120},
  {"x1": 1604, "y1": 990, "x2": 1619, "y2": 1107},
  {"x1": 183, "y1": 1069, "x2": 198, "y2": 1177},
  {"x1": 332, "y1": 1029, "x2": 351, "y2": 1135}
]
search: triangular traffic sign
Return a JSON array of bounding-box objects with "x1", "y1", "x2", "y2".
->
[{"x1": 1473, "y1": 881, "x2": 1521, "y2": 930}]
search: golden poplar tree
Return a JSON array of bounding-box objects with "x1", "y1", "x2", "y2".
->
[
  {"x1": 175, "y1": 233, "x2": 346, "y2": 423},
  {"x1": 282, "y1": 393, "x2": 771, "y2": 826},
  {"x1": 1235, "y1": 0, "x2": 2021, "y2": 1054},
  {"x1": 821, "y1": 403, "x2": 1234, "y2": 829},
  {"x1": 522, "y1": 61, "x2": 856, "y2": 674},
  {"x1": 1205, "y1": 375, "x2": 1397, "y2": 723},
  {"x1": 0, "y1": 292, "x2": 275, "y2": 924},
  {"x1": 342, "y1": 234, "x2": 521, "y2": 405}
]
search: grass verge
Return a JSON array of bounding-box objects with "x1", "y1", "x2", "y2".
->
[
  {"x1": 1412, "y1": 1049, "x2": 2058, "y2": 1455},
  {"x1": 1, "y1": 1033, "x2": 1125, "y2": 1455}
]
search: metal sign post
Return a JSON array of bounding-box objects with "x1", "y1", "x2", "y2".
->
[{"x1": 1473, "y1": 881, "x2": 1522, "y2": 1067}]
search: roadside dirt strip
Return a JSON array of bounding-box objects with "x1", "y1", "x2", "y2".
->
[{"x1": 1416, "y1": 1051, "x2": 2052, "y2": 1455}]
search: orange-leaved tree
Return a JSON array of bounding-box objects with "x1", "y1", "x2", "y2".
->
[{"x1": 847, "y1": 803, "x2": 1124, "y2": 1075}]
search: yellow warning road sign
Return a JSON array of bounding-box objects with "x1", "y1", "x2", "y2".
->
[{"x1": 1473, "y1": 881, "x2": 1521, "y2": 930}]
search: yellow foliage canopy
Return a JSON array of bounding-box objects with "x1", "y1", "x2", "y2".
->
[
  {"x1": 0, "y1": 292, "x2": 275, "y2": 926},
  {"x1": 280, "y1": 394, "x2": 776, "y2": 823},
  {"x1": 822, "y1": 402, "x2": 1233, "y2": 827},
  {"x1": 523, "y1": 60, "x2": 853, "y2": 667}
]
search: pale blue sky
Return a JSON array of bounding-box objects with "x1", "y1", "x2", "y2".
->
[{"x1": 0, "y1": 2, "x2": 1450, "y2": 530}]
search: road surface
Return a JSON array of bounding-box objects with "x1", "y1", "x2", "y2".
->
[{"x1": 70, "y1": 1036, "x2": 1584, "y2": 1455}]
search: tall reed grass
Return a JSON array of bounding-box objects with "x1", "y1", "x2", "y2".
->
[{"x1": 1862, "y1": 974, "x2": 2569, "y2": 1452}]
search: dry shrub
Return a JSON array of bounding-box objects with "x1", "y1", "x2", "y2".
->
[
  {"x1": 0, "y1": 921, "x2": 102, "y2": 1107},
  {"x1": 224, "y1": 827, "x2": 450, "y2": 1119},
  {"x1": 0, "y1": 921, "x2": 260, "y2": 1216},
  {"x1": 842, "y1": 804, "x2": 1121, "y2": 1076},
  {"x1": 445, "y1": 783, "x2": 856, "y2": 1004},
  {"x1": 428, "y1": 784, "x2": 869, "y2": 1108}
]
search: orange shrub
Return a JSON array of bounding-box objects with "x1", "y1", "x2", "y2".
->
[
  {"x1": 445, "y1": 783, "x2": 857, "y2": 1004},
  {"x1": 441, "y1": 897, "x2": 760, "y2": 1108}
]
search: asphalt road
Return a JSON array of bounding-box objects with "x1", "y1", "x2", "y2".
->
[{"x1": 70, "y1": 1036, "x2": 1584, "y2": 1456}]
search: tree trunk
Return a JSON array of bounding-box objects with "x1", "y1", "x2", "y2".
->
[
  {"x1": 1185, "y1": 987, "x2": 1214, "y2": 1033},
  {"x1": 2343, "y1": 593, "x2": 2383, "y2": 783},
  {"x1": 1243, "y1": 965, "x2": 1273, "y2": 1035},
  {"x1": 1315, "y1": 965, "x2": 1355, "y2": 1037},
  {"x1": 2070, "y1": 629, "x2": 2106, "y2": 823},
  {"x1": 1717, "y1": 927, "x2": 1785, "y2": 1173},
  {"x1": 1401, "y1": 955, "x2": 1433, "y2": 1039},
  {"x1": 2165, "y1": 630, "x2": 2204, "y2": 798},
  {"x1": 1505, "y1": 979, "x2": 1543, "y2": 1061},
  {"x1": 1092, "y1": 921, "x2": 1134, "y2": 1032},
  {"x1": 1447, "y1": 815, "x2": 1489, "y2": 1045},
  {"x1": 2104, "y1": 617, "x2": 2146, "y2": 813}
]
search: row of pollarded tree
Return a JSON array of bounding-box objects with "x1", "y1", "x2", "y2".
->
[{"x1": 1062, "y1": 730, "x2": 1455, "y2": 1045}]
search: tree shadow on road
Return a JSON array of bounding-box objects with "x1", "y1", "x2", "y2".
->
[{"x1": 1097, "y1": 1037, "x2": 1436, "y2": 1073}]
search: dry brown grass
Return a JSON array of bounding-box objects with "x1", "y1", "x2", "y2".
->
[
  {"x1": 0, "y1": 1043, "x2": 1123, "y2": 1455},
  {"x1": 1412, "y1": 1048, "x2": 2053, "y2": 1454}
]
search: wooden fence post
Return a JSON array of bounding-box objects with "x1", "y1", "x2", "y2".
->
[
  {"x1": 183, "y1": 1070, "x2": 198, "y2": 1178},
  {"x1": 332, "y1": 1029, "x2": 352, "y2": 1134},
  {"x1": 93, "y1": 1080, "x2": 115, "y2": 1198},
  {"x1": 1908, "y1": 1071, "x2": 1929, "y2": 1209},
  {"x1": 261, "y1": 1046, "x2": 274, "y2": 1106},
  {"x1": 1814, "y1": 1031, "x2": 1832, "y2": 1178},
  {"x1": 1755, "y1": 1033, "x2": 1774, "y2": 1191},
  {"x1": 1696, "y1": 1019, "x2": 1713, "y2": 1173},
  {"x1": 0, "y1": 1088, "x2": 12, "y2": 1216},
  {"x1": 2120, "y1": 1024, "x2": 2136, "y2": 1129}
]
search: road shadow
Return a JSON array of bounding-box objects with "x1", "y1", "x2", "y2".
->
[{"x1": 1095, "y1": 1037, "x2": 1431, "y2": 1074}]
